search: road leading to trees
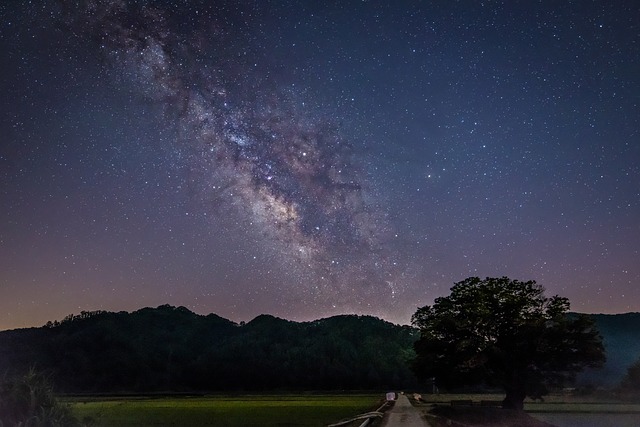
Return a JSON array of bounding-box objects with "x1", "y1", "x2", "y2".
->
[{"x1": 380, "y1": 394, "x2": 430, "y2": 427}]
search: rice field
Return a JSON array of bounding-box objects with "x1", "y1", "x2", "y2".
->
[
  {"x1": 67, "y1": 394, "x2": 381, "y2": 427},
  {"x1": 533, "y1": 413, "x2": 640, "y2": 427},
  {"x1": 410, "y1": 392, "x2": 640, "y2": 427}
]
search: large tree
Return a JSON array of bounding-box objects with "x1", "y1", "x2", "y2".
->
[{"x1": 411, "y1": 277, "x2": 605, "y2": 410}]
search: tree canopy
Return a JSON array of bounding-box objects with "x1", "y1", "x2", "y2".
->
[{"x1": 411, "y1": 277, "x2": 605, "y2": 409}]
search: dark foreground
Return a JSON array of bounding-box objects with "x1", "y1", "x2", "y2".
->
[{"x1": 425, "y1": 405, "x2": 555, "y2": 427}]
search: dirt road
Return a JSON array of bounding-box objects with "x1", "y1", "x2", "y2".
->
[{"x1": 380, "y1": 394, "x2": 430, "y2": 427}]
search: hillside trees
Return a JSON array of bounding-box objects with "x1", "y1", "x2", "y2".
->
[
  {"x1": 411, "y1": 277, "x2": 606, "y2": 410},
  {"x1": 0, "y1": 306, "x2": 418, "y2": 392}
]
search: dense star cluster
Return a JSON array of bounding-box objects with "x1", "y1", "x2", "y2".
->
[
  {"x1": 62, "y1": 1, "x2": 379, "y2": 250},
  {"x1": 57, "y1": 0, "x2": 398, "y2": 296},
  {"x1": 0, "y1": 0, "x2": 638, "y2": 329}
]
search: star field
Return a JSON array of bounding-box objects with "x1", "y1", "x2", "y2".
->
[{"x1": 1, "y1": 0, "x2": 639, "y2": 329}]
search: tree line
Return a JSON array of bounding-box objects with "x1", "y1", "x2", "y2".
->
[
  {"x1": 2, "y1": 278, "x2": 640, "y2": 407},
  {"x1": 0, "y1": 305, "x2": 419, "y2": 393}
]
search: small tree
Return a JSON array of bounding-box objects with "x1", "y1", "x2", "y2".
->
[
  {"x1": 0, "y1": 368, "x2": 81, "y2": 426},
  {"x1": 411, "y1": 277, "x2": 605, "y2": 410}
]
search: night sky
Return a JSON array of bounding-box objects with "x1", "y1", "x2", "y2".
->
[{"x1": 1, "y1": 0, "x2": 639, "y2": 330}]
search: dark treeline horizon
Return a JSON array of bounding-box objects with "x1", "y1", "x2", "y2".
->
[
  {"x1": 1, "y1": 305, "x2": 639, "y2": 393},
  {"x1": 0, "y1": 305, "x2": 419, "y2": 392}
]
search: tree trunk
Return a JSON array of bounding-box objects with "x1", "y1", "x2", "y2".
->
[{"x1": 502, "y1": 387, "x2": 526, "y2": 410}]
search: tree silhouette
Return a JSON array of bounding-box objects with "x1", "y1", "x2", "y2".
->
[
  {"x1": 411, "y1": 277, "x2": 605, "y2": 410},
  {"x1": 0, "y1": 368, "x2": 82, "y2": 426},
  {"x1": 0, "y1": 306, "x2": 419, "y2": 393}
]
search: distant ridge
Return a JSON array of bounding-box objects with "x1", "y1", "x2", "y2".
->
[
  {"x1": 0, "y1": 305, "x2": 418, "y2": 392},
  {"x1": 576, "y1": 312, "x2": 640, "y2": 386},
  {"x1": 1, "y1": 306, "x2": 638, "y2": 391}
]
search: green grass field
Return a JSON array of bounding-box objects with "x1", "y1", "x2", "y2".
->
[{"x1": 67, "y1": 394, "x2": 381, "y2": 427}]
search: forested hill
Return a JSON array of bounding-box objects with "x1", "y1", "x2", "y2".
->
[
  {"x1": 0, "y1": 305, "x2": 419, "y2": 392},
  {"x1": 577, "y1": 312, "x2": 640, "y2": 386},
  {"x1": 1, "y1": 307, "x2": 639, "y2": 392}
]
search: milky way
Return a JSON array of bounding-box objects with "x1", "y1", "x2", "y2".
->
[
  {"x1": 59, "y1": 0, "x2": 398, "y2": 299},
  {"x1": 2, "y1": 0, "x2": 638, "y2": 329}
]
